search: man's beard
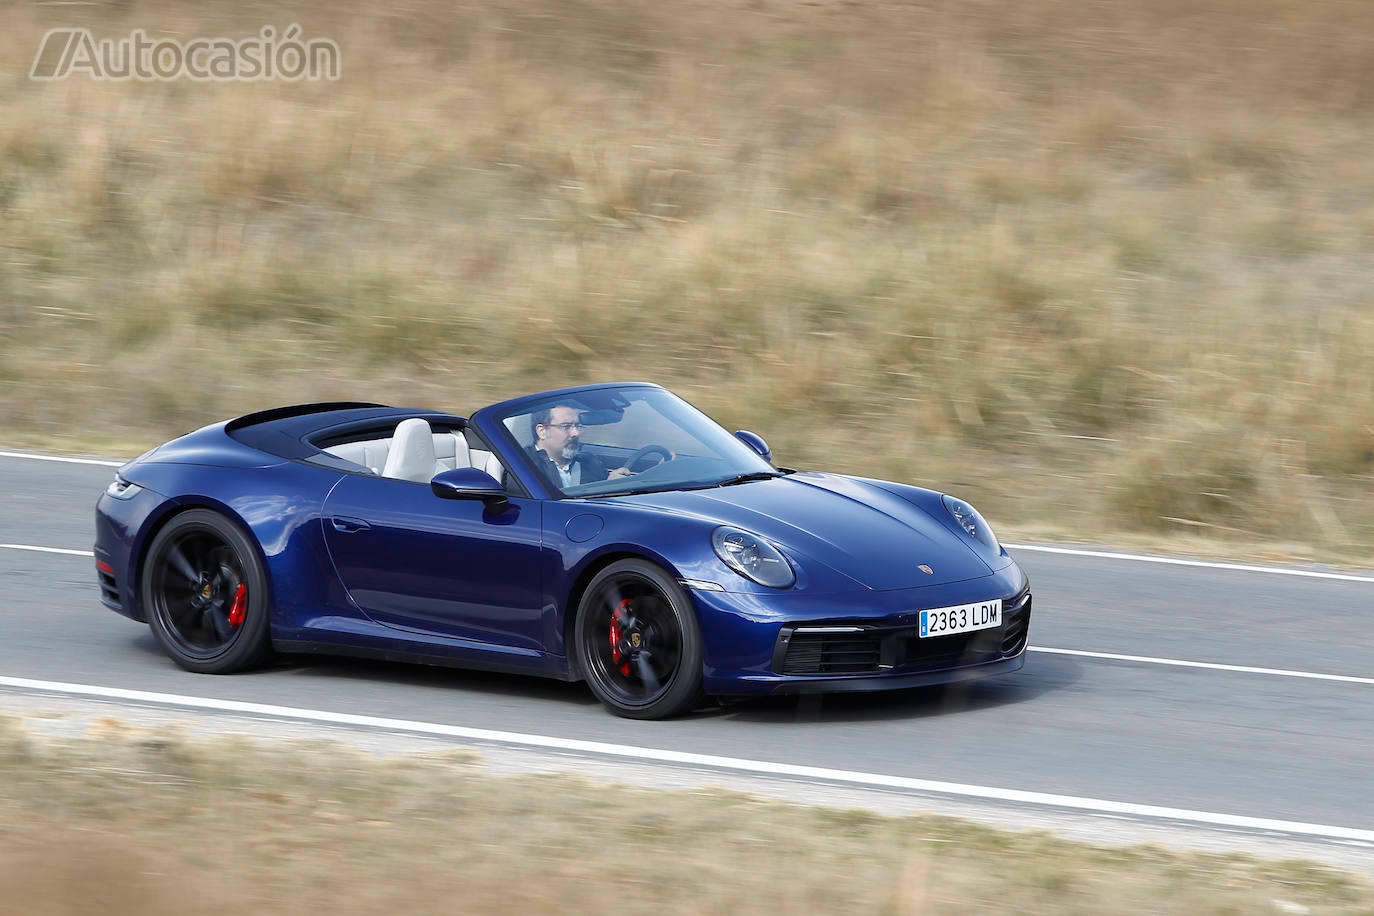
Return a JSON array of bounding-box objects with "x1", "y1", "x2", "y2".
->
[{"x1": 559, "y1": 440, "x2": 582, "y2": 461}]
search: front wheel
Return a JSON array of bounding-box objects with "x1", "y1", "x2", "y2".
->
[
  {"x1": 574, "y1": 559, "x2": 703, "y2": 719},
  {"x1": 142, "y1": 509, "x2": 272, "y2": 674}
]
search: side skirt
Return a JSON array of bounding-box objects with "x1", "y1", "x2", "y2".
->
[{"x1": 272, "y1": 639, "x2": 579, "y2": 682}]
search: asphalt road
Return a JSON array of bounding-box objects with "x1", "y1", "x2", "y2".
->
[{"x1": 3, "y1": 453, "x2": 1373, "y2": 842}]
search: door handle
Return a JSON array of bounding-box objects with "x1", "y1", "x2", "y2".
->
[{"x1": 331, "y1": 516, "x2": 371, "y2": 533}]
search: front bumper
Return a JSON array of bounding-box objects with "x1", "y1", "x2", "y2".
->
[
  {"x1": 743, "y1": 651, "x2": 1026, "y2": 695},
  {"x1": 94, "y1": 484, "x2": 165, "y2": 623},
  {"x1": 692, "y1": 563, "x2": 1032, "y2": 696}
]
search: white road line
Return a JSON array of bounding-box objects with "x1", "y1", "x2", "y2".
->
[
  {"x1": 4, "y1": 542, "x2": 1373, "y2": 685},
  {"x1": 0, "y1": 450, "x2": 122, "y2": 467},
  {"x1": 0, "y1": 544, "x2": 95, "y2": 557},
  {"x1": 1005, "y1": 543, "x2": 1374, "y2": 584},
  {"x1": 2, "y1": 446, "x2": 1371, "y2": 581},
  {"x1": 1030, "y1": 647, "x2": 1374, "y2": 686},
  {"x1": 1, "y1": 674, "x2": 1371, "y2": 845}
]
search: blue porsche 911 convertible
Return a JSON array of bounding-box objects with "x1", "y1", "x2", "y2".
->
[{"x1": 95, "y1": 382, "x2": 1031, "y2": 718}]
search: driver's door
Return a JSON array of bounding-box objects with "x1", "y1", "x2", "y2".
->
[{"x1": 321, "y1": 473, "x2": 545, "y2": 649}]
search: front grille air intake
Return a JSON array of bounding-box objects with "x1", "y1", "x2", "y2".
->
[
  {"x1": 97, "y1": 565, "x2": 120, "y2": 608},
  {"x1": 1000, "y1": 592, "x2": 1032, "y2": 655},
  {"x1": 780, "y1": 629, "x2": 881, "y2": 675}
]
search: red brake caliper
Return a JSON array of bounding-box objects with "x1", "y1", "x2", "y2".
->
[
  {"x1": 228, "y1": 583, "x2": 248, "y2": 628},
  {"x1": 609, "y1": 599, "x2": 632, "y2": 676}
]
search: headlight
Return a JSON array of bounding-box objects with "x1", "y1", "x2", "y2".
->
[
  {"x1": 105, "y1": 475, "x2": 143, "y2": 500},
  {"x1": 942, "y1": 494, "x2": 999, "y2": 551},
  {"x1": 711, "y1": 527, "x2": 795, "y2": 589}
]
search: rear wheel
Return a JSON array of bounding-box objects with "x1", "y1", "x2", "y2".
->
[
  {"x1": 142, "y1": 509, "x2": 271, "y2": 674},
  {"x1": 575, "y1": 559, "x2": 703, "y2": 719}
]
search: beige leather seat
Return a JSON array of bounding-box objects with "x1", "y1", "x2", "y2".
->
[
  {"x1": 329, "y1": 421, "x2": 505, "y2": 485},
  {"x1": 432, "y1": 430, "x2": 467, "y2": 472},
  {"x1": 323, "y1": 439, "x2": 390, "y2": 474},
  {"x1": 469, "y1": 448, "x2": 504, "y2": 484},
  {"x1": 382, "y1": 418, "x2": 447, "y2": 482}
]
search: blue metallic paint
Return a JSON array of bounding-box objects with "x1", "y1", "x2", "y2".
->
[
  {"x1": 732, "y1": 429, "x2": 771, "y2": 461},
  {"x1": 320, "y1": 473, "x2": 545, "y2": 648},
  {"x1": 96, "y1": 384, "x2": 1031, "y2": 697}
]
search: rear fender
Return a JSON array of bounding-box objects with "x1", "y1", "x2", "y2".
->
[{"x1": 127, "y1": 462, "x2": 351, "y2": 638}]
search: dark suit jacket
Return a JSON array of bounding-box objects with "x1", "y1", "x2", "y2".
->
[{"x1": 525, "y1": 446, "x2": 617, "y2": 489}]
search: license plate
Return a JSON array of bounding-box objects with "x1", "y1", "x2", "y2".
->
[{"x1": 919, "y1": 599, "x2": 1002, "y2": 638}]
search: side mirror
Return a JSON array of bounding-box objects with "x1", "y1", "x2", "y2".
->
[
  {"x1": 734, "y1": 430, "x2": 771, "y2": 462},
  {"x1": 431, "y1": 467, "x2": 508, "y2": 509}
]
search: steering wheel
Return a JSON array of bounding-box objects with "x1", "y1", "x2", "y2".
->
[{"x1": 622, "y1": 444, "x2": 673, "y2": 472}]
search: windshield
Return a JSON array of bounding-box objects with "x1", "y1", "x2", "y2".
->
[{"x1": 496, "y1": 387, "x2": 777, "y2": 497}]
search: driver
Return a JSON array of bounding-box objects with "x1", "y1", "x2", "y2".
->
[{"x1": 527, "y1": 403, "x2": 633, "y2": 490}]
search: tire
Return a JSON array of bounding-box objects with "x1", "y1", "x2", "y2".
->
[
  {"x1": 141, "y1": 509, "x2": 272, "y2": 674},
  {"x1": 574, "y1": 559, "x2": 703, "y2": 719}
]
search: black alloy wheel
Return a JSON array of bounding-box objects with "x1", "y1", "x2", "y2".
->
[
  {"x1": 142, "y1": 509, "x2": 271, "y2": 674},
  {"x1": 575, "y1": 559, "x2": 703, "y2": 719}
]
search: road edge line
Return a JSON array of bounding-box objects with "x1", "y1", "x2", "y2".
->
[
  {"x1": 2, "y1": 674, "x2": 1372, "y2": 845},
  {"x1": 0, "y1": 544, "x2": 94, "y2": 557},
  {"x1": 0, "y1": 450, "x2": 123, "y2": 467},
  {"x1": 3, "y1": 444, "x2": 1371, "y2": 581},
  {"x1": 1005, "y1": 543, "x2": 1374, "y2": 584},
  {"x1": 1029, "y1": 646, "x2": 1374, "y2": 686}
]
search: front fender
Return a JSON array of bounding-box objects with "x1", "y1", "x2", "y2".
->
[
  {"x1": 857, "y1": 476, "x2": 1015, "y2": 572},
  {"x1": 544, "y1": 498, "x2": 814, "y2": 610}
]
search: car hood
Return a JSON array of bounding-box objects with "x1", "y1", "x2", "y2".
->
[{"x1": 617, "y1": 472, "x2": 994, "y2": 590}]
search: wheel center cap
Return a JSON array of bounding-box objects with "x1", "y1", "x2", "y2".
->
[
  {"x1": 630, "y1": 632, "x2": 641, "y2": 648},
  {"x1": 201, "y1": 583, "x2": 213, "y2": 600}
]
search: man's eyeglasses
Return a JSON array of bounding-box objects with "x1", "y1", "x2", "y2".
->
[{"x1": 542, "y1": 422, "x2": 584, "y2": 432}]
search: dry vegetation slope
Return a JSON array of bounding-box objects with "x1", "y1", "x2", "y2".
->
[
  {"x1": 1, "y1": 718, "x2": 1369, "y2": 915},
  {"x1": 2, "y1": 0, "x2": 1373, "y2": 556}
]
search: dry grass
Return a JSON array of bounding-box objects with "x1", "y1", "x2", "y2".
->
[
  {"x1": 3, "y1": 0, "x2": 1374, "y2": 558},
  {"x1": 0, "y1": 716, "x2": 1368, "y2": 915}
]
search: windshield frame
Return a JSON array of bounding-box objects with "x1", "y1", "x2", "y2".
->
[{"x1": 471, "y1": 382, "x2": 776, "y2": 500}]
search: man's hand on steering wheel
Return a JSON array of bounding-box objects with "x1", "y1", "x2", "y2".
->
[{"x1": 614, "y1": 444, "x2": 674, "y2": 478}]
